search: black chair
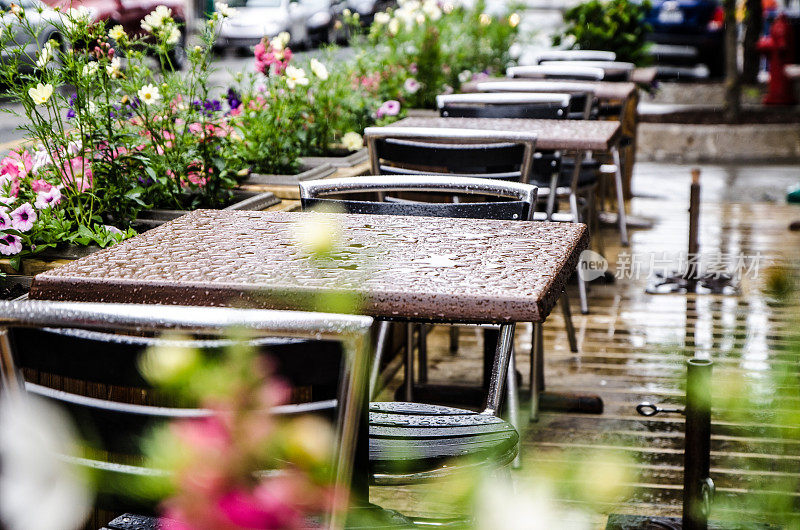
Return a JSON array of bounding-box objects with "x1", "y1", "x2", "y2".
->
[
  {"x1": 363, "y1": 126, "x2": 537, "y2": 183},
  {"x1": 300, "y1": 175, "x2": 532, "y2": 479},
  {"x1": 0, "y1": 301, "x2": 372, "y2": 528},
  {"x1": 436, "y1": 92, "x2": 572, "y2": 120}
]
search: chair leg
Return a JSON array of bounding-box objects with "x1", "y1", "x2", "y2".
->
[
  {"x1": 449, "y1": 326, "x2": 459, "y2": 354},
  {"x1": 418, "y1": 324, "x2": 428, "y2": 384},
  {"x1": 612, "y1": 146, "x2": 629, "y2": 247},
  {"x1": 530, "y1": 322, "x2": 543, "y2": 422},
  {"x1": 546, "y1": 172, "x2": 559, "y2": 220},
  {"x1": 505, "y1": 347, "x2": 522, "y2": 469},
  {"x1": 369, "y1": 320, "x2": 391, "y2": 400},
  {"x1": 560, "y1": 293, "x2": 578, "y2": 353},
  {"x1": 404, "y1": 322, "x2": 414, "y2": 401}
]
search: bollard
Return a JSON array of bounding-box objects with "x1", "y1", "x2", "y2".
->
[
  {"x1": 683, "y1": 358, "x2": 714, "y2": 530},
  {"x1": 636, "y1": 358, "x2": 715, "y2": 530}
]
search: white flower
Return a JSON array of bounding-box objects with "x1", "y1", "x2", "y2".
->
[
  {"x1": 458, "y1": 69, "x2": 472, "y2": 83},
  {"x1": 28, "y1": 83, "x2": 54, "y2": 105},
  {"x1": 108, "y1": 24, "x2": 126, "y2": 41},
  {"x1": 479, "y1": 12, "x2": 491, "y2": 25},
  {"x1": 166, "y1": 26, "x2": 181, "y2": 45},
  {"x1": 374, "y1": 12, "x2": 390, "y2": 25},
  {"x1": 310, "y1": 58, "x2": 328, "y2": 80},
  {"x1": 141, "y1": 5, "x2": 172, "y2": 32},
  {"x1": 422, "y1": 0, "x2": 442, "y2": 20},
  {"x1": 284, "y1": 65, "x2": 309, "y2": 89},
  {"x1": 294, "y1": 213, "x2": 342, "y2": 255},
  {"x1": 215, "y1": 2, "x2": 237, "y2": 18},
  {"x1": 270, "y1": 31, "x2": 290, "y2": 51},
  {"x1": 341, "y1": 131, "x2": 363, "y2": 151},
  {"x1": 35, "y1": 41, "x2": 54, "y2": 69},
  {"x1": 509, "y1": 12, "x2": 521, "y2": 28},
  {"x1": 31, "y1": 149, "x2": 52, "y2": 173},
  {"x1": 137, "y1": 83, "x2": 161, "y2": 105},
  {"x1": 388, "y1": 17, "x2": 400, "y2": 35},
  {"x1": 0, "y1": 394, "x2": 93, "y2": 530},
  {"x1": 82, "y1": 61, "x2": 99, "y2": 76},
  {"x1": 106, "y1": 57, "x2": 122, "y2": 78},
  {"x1": 61, "y1": 6, "x2": 92, "y2": 31}
]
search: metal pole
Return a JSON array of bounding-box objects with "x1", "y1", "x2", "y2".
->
[
  {"x1": 683, "y1": 358, "x2": 713, "y2": 530},
  {"x1": 687, "y1": 169, "x2": 701, "y2": 284}
]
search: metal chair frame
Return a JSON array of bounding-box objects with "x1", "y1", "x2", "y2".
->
[
  {"x1": 533, "y1": 50, "x2": 617, "y2": 64},
  {"x1": 507, "y1": 64, "x2": 606, "y2": 81},
  {"x1": 0, "y1": 300, "x2": 373, "y2": 530}
]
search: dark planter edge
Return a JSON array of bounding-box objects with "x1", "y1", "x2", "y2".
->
[
  {"x1": 135, "y1": 190, "x2": 280, "y2": 228},
  {"x1": 243, "y1": 163, "x2": 336, "y2": 186}
]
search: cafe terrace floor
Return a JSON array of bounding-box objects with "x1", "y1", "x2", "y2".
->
[{"x1": 372, "y1": 162, "x2": 800, "y2": 527}]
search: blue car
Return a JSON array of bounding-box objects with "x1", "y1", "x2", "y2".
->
[{"x1": 644, "y1": 0, "x2": 726, "y2": 77}]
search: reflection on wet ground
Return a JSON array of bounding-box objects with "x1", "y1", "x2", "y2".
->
[{"x1": 371, "y1": 163, "x2": 800, "y2": 525}]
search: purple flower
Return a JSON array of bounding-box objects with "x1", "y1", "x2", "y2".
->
[
  {"x1": 377, "y1": 99, "x2": 401, "y2": 118},
  {"x1": 34, "y1": 187, "x2": 61, "y2": 210},
  {"x1": 104, "y1": 224, "x2": 123, "y2": 235},
  {"x1": 226, "y1": 88, "x2": 241, "y2": 110},
  {"x1": 0, "y1": 233, "x2": 21, "y2": 256},
  {"x1": 403, "y1": 78, "x2": 420, "y2": 94},
  {"x1": 0, "y1": 208, "x2": 11, "y2": 230},
  {"x1": 10, "y1": 203, "x2": 36, "y2": 232}
]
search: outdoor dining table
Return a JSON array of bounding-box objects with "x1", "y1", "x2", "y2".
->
[{"x1": 29, "y1": 207, "x2": 590, "y2": 429}]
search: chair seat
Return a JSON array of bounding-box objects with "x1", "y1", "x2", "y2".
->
[{"x1": 369, "y1": 402, "x2": 518, "y2": 483}]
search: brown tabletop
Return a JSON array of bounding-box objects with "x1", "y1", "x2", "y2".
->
[
  {"x1": 461, "y1": 78, "x2": 637, "y2": 102},
  {"x1": 391, "y1": 116, "x2": 621, "y2": 151},
  {"x1": 30, "y1": 210, "x2": 588, "y2": 324}
]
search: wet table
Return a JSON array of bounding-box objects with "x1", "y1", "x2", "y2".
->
[{"x1": 30, "y1": 209, "x2": 590, "y2": 419}]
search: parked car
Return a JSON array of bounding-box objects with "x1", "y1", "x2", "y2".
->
[
  {"x1": 1, "y1": 0, "x2": 63, "y2": 68},
  {"x1": 302, "y1": 0, "x2": 347, "y2": 45},
  {"x1": 217, "y1": 0, "x2": 311, "y2": 51},
  {"x1": 345, "y1": 0, "x2": 394, "y2": 25},
  {"x1": 643, "y1": 0, "x2": 725, "y2": 78},
  {"x1": 41, "y1": 0, "x2": 188, "y2": 68}
]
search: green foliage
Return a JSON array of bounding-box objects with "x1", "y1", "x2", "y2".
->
[{"x1": 552, "y1": 0, "x2": 653, "y2": 66}]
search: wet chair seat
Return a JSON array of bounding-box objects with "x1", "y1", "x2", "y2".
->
[{"x1": 369, "y1": 402, "x2": 519, "y2": 484}]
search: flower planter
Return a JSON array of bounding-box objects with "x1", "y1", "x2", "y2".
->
[
  {"x1": 133, "y1": 190, "x2": 280, "y2": 229},
  {"x1": 242, "y1": 163, "x2": 336, "y2": 187},
  {"x1": 301, "y1": 148, "x2": 369, "y2": 169}
]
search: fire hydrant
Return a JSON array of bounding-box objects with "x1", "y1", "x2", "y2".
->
[{"x1": 757, "y1": 13, "x2": 796, "y2": 105}]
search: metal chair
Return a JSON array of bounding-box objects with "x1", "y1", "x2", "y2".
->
[
  {"x1": 436, "y1": 92, "x2": 572, "y2": 119},
  {"x1": 533, "y1": 50, "x2": 617, "y2": 64},
  {"x1": 363, "y1": 126, "x2": 537, "y2": 183},
  {"x1": 300, "y1": 175, "x2": 544, "y2": 474},
  {"x1": 0, "y1": 300, "x2": 372, "y2": 529},
  {"x1": 435, "y1": 92, "x2": 594, "y2": 313},
  {"x1": 507, "y1": 64, "x2": 606, "y2": 81},
  {"x1": 476, "y1": 81, "x2": 630, "y2": 247}
]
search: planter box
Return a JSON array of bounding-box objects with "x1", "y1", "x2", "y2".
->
[
  {"x1": 301, "y1": 148, "x2": 369, "y2": 169},
  {"x1": 0, "y1": 275, "x2": 31, "y2": 300},
  {"x1": 242, "y1": 163, "x2": 336, "y2": 186},
  {"x1": 134, "y1": 189, "x2": 280, "y2": 229}
]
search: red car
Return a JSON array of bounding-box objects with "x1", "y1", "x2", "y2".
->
[{"x1": 41, "y1": 0, "x2": 188, "y2": 67}]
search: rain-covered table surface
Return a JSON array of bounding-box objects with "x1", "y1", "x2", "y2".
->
[
  {"x1": 30, "y1": 210, "x2": 588, "y2": 324},
  {"x1": 390, "y1": 116, "x2": 621, "y2": 151}
]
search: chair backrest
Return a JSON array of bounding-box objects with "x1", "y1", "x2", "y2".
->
[
  {"x1": 474, "y1": 80, "x2": 598, "y2": 120},
  {"x1": 534, "y1": 50, "x2": 616, "y2": 64},
  {"x1": 506, "y1": 64, "x2": 606, "y2": 81},
  {"x1": 0, "y1": 301, "x2": 372, "y2": 516},
  {"x1": 362, "y1": 126, "x2": 537, "y2": 183},
  {"x1": 436, "y1": 92, "x2": 571, "y2": 120},
  {"x1": 299, "y1": 175, "x2": 538, "y2": 221},
  {"x1": 539, "y1": 60, "x2": 634, "y2": 81}
]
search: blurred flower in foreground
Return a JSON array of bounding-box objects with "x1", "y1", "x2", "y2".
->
[
  {"x1": 0, "y1": 393, "x2": 93, "y2": 530},
  {"x1": 294, "y1": 212, "x2": 343, "y2": 256},
  {"x1": 140, "y1": 338, "x2": 339, "y2": 529}
]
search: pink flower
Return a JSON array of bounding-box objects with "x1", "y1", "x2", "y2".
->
[
  {"x1": 217, "y1": 484, "x2": 302, "y2": 529},
  {"x1": 0, "y1": 233, "x2": 22, "y2": 256},
  {"x1": 0, "y1": 174, "x2": 19, "y2": 198},
  {"x1": 61, "y1": 157, "x2": 93, "y2": 192},
  {"x1": 376, "y1": 99, "x2": 401, "y2": 118},
  {"x1": 8, "y1": 150, "x2": 33, "y2": 176},
  {"x1": 34, "y1": 187, "x2": 62, "y2": 209},
  {"x1": 30, "y1": 179, "x2": 53, "y2": 193},
  {"x1": 403, "y1": 77, "x2": 420, "y2": 94},
  {"x1": 0, "y1": 157, "x2": 23, "y2": 179},
  {"x1": 10, "y1": 203, "x2": 36, "y2": 232}
]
